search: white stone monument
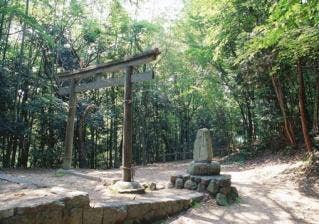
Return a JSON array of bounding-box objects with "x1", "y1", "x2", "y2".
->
[{"x1": 187, "y1": 128, "x2": 220, "y2": 175}]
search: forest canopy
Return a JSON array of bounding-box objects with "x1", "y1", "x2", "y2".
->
[{"x1": 0, "y1": 0, "x2": 318, "y2": 168}]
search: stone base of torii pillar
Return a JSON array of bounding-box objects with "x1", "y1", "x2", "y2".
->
[{"x1": 110, "y1": 180, "x2": 145, "y2": 194}]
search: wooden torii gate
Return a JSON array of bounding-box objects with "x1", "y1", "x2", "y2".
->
[{"x1": 58, "y1": 48, "x2": 160, "y2": 184}]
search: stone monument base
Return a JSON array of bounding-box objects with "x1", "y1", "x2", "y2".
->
[
  {"x1": 187, "y1": 161, "x2": 221, "y2": 176},
  {"x1": 110, "y1": 181, "x2": 145, "y2": 194},
  {"x1": 169, "y1": 174, "x2": 238, "y2": 206}
]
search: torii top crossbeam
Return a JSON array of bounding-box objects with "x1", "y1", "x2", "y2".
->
[{"x1": 58, "y1": 48, "x2": 160, "y2": 81}]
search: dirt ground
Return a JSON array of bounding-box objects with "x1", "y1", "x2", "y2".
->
[
  {"x1": 1, "y1": 157, "x2": 318, "y2": 223},
  {"x1": 168, "y1": 158, "x2": 319, "y2": 224}
]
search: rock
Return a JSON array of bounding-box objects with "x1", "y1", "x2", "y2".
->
[
  {"x1": 200, "y1": 178, "x2": 210, "y2": 186},
  {"x1": 227, "y1": 186, "x2": 239, "y2": 204},
  {"x1": 184, "y1": 180, "x2": 197, "y2": 190},
  {"x1": 175, "y1": 178, "x2": 184, "y2": 189},
  {"x1": 182, "y1": 174, "x2": 190, "y2": 182},
  {"x1": 194, "y1": 176, "x2": 202, "y2": 183},
  {"x1": 110, "y1": 181, "x2": 145, "y2": 194},
  {"x1": 197, "y1": 183, "x2": 206, "y2": 192},
  {"x1": 217, "y1": 176, "x2": 231, "y2": 188},
  {"x1": 193, "y1": 128, "x2": 213, "y2": 162},
  {"x1": 216, "y1": 193, "x2": 228, "y2": 206},
  {"x1": 170, "y1": 175, "x2": 177, "y2": 185},
  {"x1": 219, "y1": 186, "x2": 231, "y2": 195},
  {"x1": 187, "y1": 161, "x2": 220, "y2": 176},
  {"x1": 149, "y1": 182, "x2": 157, "y2": 191},
  {"x1": 207, "y1": 180, "x2": 219, "y2": 196}
]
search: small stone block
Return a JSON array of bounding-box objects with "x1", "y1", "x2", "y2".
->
[
  {"x1": 207, "y1": 180, "x2": 219, "y2": 196},
  {"x1": 216, "y1": 193, "x2": 228, "y2": 206},
  {"x1": 184, "y1": 180, "x2": 197, "y2": 190},
  {"x1": 149, "y1": 182, "x2": 157, "y2": 191},
  {"x1": 219, "y1": 186, "x2": 231, "y2": 195},
  {"x1": 200, "y1": 178, "x2": 210, "y2": 186},
  {"x1": 197, "y1": 183, "x2": 206, "y2": 192},
  {"x1": 110, "y1": 181, "x2": 145, "y2": 194},
  {"x1": 175, "y1": 178, "x2": 184, "y2": 189},
  {"x1": 182, "y1": 174, "x2": 190, "y2": 182},
  {"x1": 170, "y1": 176, "x2": 177, "y2": 185},
  {"x1": 227, "y1": 186, "x2": 239, "y2": 204}
]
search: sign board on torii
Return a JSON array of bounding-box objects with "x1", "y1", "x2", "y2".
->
[{"x1": 58, "y1": 48, "x2": 160, "y2": 184}]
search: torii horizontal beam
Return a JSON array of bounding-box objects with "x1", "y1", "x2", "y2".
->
[
  {"x1": 59, "y1": 70, "x2": 154, "y2": 95},
  {"x1": 58, "y1": 48, "x2": 160, "y2": 81}
]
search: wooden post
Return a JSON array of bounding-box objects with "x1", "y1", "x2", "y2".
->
[
  {"x1": 62, "y1": 79, "x2": 77, "y2": 169},
  {"x1": 122, "y1": 66, "x2": 133, "y2": 181}
]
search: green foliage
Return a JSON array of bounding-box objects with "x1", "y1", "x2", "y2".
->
[
  {"x1": 1, "y1": 0, "x2": 318, "y2": 169},
  {"x1": 82, "y1": 20, "x2": 101, "y2": 43}
]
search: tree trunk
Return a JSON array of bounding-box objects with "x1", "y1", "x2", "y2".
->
[
  {"x1": 297, "y1": 59, "x2": 313, "y2": 153},
  {"x1": 312, "y1": 78, "x2": 319, "y2": 134},
  {"x1": 271, "y1": 75, "x2": 296, "y2": 145},
  {"x1": 78, "y1": 104, "x2": 96, "y2": 168}
]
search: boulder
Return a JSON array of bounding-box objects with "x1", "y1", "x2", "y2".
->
[
  {"x1": 149, "y1": 182, "x2": 157, "y2": 191},
  {"x1": 217, "y1": 177, "x2": 231, "y2": 188},
  {"x1": 216, "y1": 193, "x2": 228, "y2": 206},
  {"x1": 170, "y1": 175, "x2": 177, "y2": 185},
  {"x1": 175, "y1": 178, "x2": 184, "y2": 189},
  {"x1": 184, "y1": 180, "x2": 197, "y2": 190},
  {"x1": 182, "y1": 174, "x2": 190, "y2": 182},
  {"x1": 197, "y1": 183, "x2": 206, "y2": 192},
  {"x1": 207, "y1": 180, "x2": 219, "y2": 196},
  {"x1": 200, "y1": 178, "x2": 210, "y2": 186},
  {"x1": 227, "y1": 186, "x2": 239, "y2": 204},
  {"x1": 219, "y1": 186, "x2": 231, "y2": 195}
]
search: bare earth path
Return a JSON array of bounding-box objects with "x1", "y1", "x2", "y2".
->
[
  {"x1": 168, "y1": 160, "x2": 319, "y2": 224},
  {"x1": 1, "y1": 159, "x2": 318, "y2": 223}
]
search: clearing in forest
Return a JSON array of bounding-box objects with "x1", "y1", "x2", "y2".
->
[{"x1": 1, "y1": 157, "x2": 318, "y2": 224}]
